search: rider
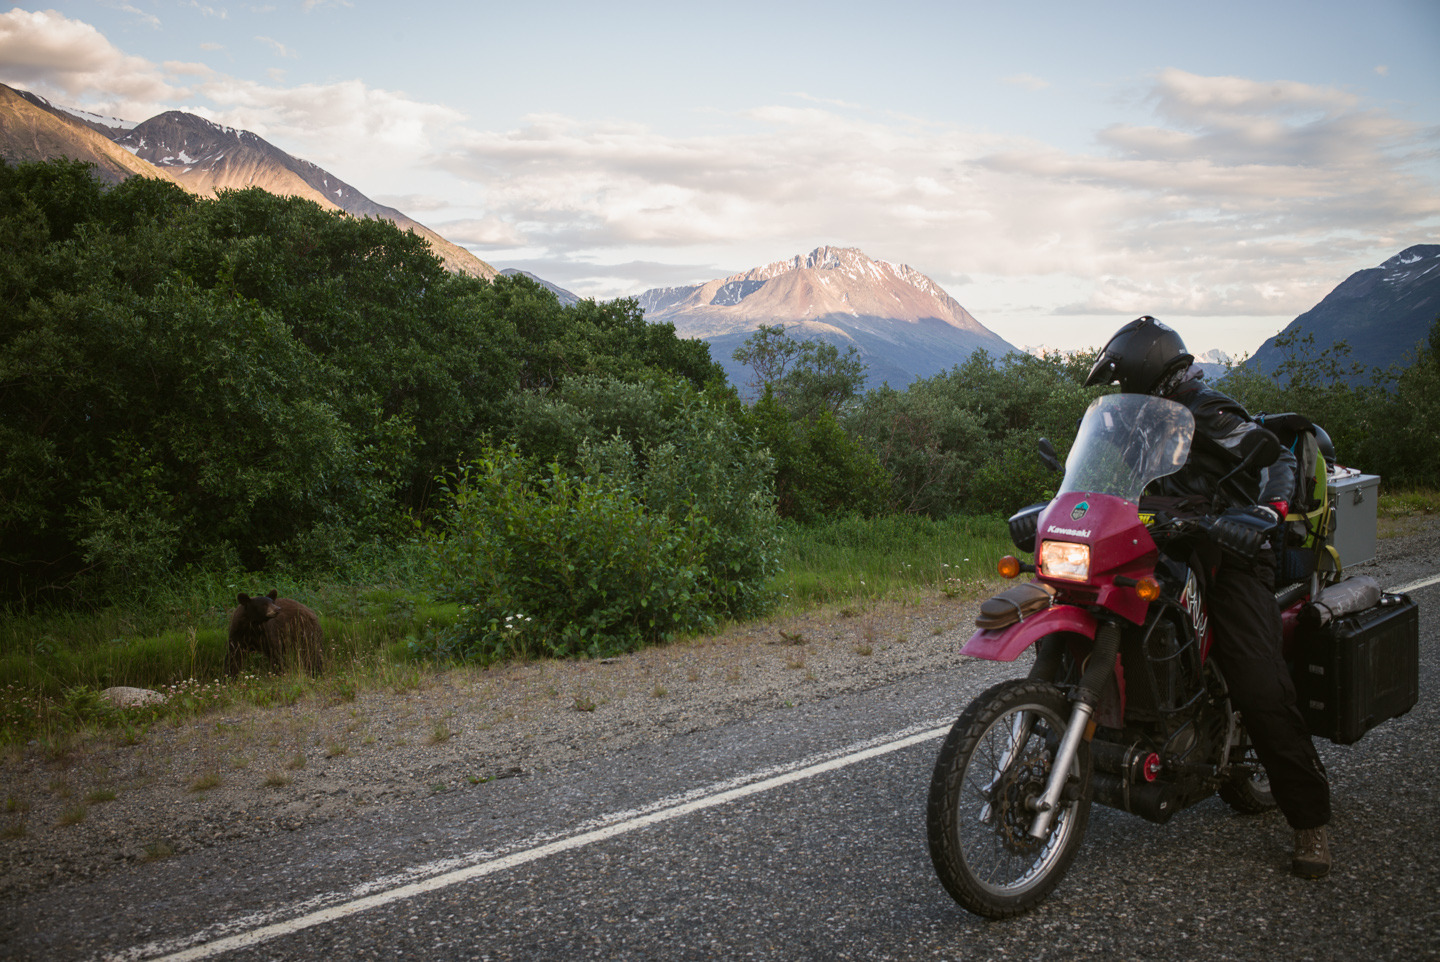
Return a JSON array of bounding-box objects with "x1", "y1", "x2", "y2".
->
[{"x1": 1085, "y1": 316, "x2": 1333, "y2": 879}]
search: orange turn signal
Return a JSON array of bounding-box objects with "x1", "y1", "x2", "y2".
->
[
  {"x1": 997, "y1": 555, "x2": 1022, "y2": 579},
  {"x1": 1135, "y1": 577, "x2": 1161, "y2": 602}
]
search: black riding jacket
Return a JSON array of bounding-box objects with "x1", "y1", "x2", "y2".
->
[{"x1": 1153, "y1": 366, "x2": 1295, "y2": 509}]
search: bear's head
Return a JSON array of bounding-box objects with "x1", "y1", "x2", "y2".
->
[{"x1": 236, "y1": 590, "x2": 282, "y2": 624}]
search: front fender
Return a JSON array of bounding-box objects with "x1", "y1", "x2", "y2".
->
[{"x1": 961, "y1": 604, "x2": 1098, "y2": 662}]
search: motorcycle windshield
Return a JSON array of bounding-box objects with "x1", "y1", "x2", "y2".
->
[{"x1": 1056, "y1": 394, "x2": 1195, "y2": 503}]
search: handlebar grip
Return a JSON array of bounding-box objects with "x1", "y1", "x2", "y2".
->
[{"x1": 1204, "y1": 508, "x2": 1274, "y2": 561}]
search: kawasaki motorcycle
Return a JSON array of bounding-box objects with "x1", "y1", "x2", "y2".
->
[{"x1": 926, "y1": 393, "x2": 1304, "y2": 918}]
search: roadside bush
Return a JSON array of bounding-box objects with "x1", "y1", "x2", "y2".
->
[
  {"x1": 1218, "y1": 322, "x2": 1440, "y2": 486},
  {"x1": 581, "y1": 393, "x2": 783, "y2": 620},
  {"x1": 849, "y1": 350, "x2": 1099, "y2": 516},
  {"x1": 423, "y1": 433, "x2": 780, "y2": 663},
  {"x1": 740, "y1": 392, "x2": 891, "y2": 524}
]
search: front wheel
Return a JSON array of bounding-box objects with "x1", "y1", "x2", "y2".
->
[{"x1": 926, "y1": 679, "x2": 1091, "y2": 919}]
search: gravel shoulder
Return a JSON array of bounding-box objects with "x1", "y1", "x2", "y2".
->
[{"x1": 0, "y1": 587, "x2": 990, "y2": 900}]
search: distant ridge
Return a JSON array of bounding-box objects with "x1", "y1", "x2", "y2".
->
[
  {"x1": 500, "y1": 268, "x2": 581, "y2": 306},
  {"x1": 637, "y1": 246, "x2": 1015, "y2": 391},
  {"x1": 1247, "y1": 244, "x2": 1440, "y2": 381},
  {"x1": 0, "y1": 84, "x2": 176, "y2": 185},
  {"x1": 0, "y1": 82, "x2": 496, "y2": 280}
]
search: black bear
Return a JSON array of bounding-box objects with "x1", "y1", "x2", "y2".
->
[{"x1": 226, "y1": 590, "x2": 325, "y2": 675}]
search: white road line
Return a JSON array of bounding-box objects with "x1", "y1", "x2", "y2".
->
[
  {"x1": 106, "y1": 719, "x2": 955, "y2": 962},
  {"x1": 1391, "y1": 573, "x2": 1440, "y2": 594}
]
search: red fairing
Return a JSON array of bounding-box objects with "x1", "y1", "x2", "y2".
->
[
  {"x1": 962, "y1": 605, "x2": 1099, "y2": 662},
  {"x1": 1037, "y1": 493, "x2": 1158, "y2": 625}
]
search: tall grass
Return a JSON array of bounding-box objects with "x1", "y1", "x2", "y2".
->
[
  {"x1": 773, "y1": 513, "x2": 1012, "y2": 610},
  {"x1": 0, "y1": 512, "x2": 1014, "y2": 744}
]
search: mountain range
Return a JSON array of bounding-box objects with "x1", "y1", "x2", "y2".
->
[
  {"x1": 636, "y1": 246, "x2": 1015, "y2": 391},
  {"x1": 0, "y1": 83, "x2": 495, "y2": 280},
  {"x1": 3, "y1": 82, "x2": 1433, "y2": 390}
]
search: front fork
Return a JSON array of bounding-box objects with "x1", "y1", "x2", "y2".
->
[{"x1": 1027, "y1": 620, "x2": 1121, "y2": 839}]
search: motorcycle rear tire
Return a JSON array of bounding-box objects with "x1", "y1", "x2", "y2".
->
[
  {"x1": 1218, "y1": 728, "x2": 1278, "y2": 814},
  {"x1": 927, "y1": 679, "x2": 1091, "y2": 919}
]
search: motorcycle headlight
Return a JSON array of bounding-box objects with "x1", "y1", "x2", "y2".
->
[{"x1": 1040, "y1": 540, "x2": 1090, "y2": 581}]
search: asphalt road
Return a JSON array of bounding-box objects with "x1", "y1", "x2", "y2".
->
[{"x1": 5, "y1": 553, "x2": 1438, "y2": 962}]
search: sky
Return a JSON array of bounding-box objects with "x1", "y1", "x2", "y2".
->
[{"x1": 2, "y1": 1, "x2": 1439, "y2": 358}]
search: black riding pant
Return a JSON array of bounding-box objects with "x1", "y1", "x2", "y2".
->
[{"x1": 1208, "y1": 560, "x2": 1331, "y2": 830}]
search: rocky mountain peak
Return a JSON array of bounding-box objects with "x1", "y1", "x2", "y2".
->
[
  {"x1": 116, "y1": 111, "x2": 254, "y2": 171},
  {"x1": 638, "y1": 245, "x2": 984, "y2": 338},
  {"x1": 741, "y1": 246, "x2": 943, "y2": 301},
  {"x1": 1379, "y1": 244, "x2": 1440, "y2": 284},
  {"x1": 636, "y1": 246, "x2": 1015, "y2": 392}
]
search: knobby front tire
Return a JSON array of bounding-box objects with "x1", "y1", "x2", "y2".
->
[{"x1": 926, "y1": 679, "x2": 1091, "y2": 919}]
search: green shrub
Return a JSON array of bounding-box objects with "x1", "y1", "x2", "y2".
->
[
  {"x1": 849, "y1": 350, "x2": 1100, "y2": 516},
  {"x1": 423, "y1": 432, "x2": 780, "y2": 663},
  {"x1": 581, "y1": 396, "x2": 781, "y2": 620}
]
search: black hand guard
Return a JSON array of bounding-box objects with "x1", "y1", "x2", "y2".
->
[
  {"x1": 1208, "y1": 508, "x2": 1275, "y2": 562},
  {"x1": 1007, "y1": 502, "x2": 1047, "y2": 553}
]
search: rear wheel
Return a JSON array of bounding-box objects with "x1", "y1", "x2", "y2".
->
[
  {"x1": 1219, "y1": 725, "x2": 1278, "y2": 814},
  {"x1": 926, "y1": 679, "x2": 1091, "y2": 919}
]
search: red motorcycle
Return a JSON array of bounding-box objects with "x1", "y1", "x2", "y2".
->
[{"x1": 926, "y1": 393, "x2": 1307, "y2": 918}]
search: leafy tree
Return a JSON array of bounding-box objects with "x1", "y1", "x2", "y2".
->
[
  {"x1": 734, "y1": 324, "x2": 867, "y2": 418},
  {"x1": 741, "y1": 392, "x2": 890, "y2": 524},
  {"x1": 730, "y1": 325, "x2": 881, "y2": 522},
  {"x1": 1367, "y1": 316, "x2": 1440, "y2": 485},
  {"x1": 1217, "y1": 331, "x2": 1378, "y2": 471},
  {"x1": 849, "y1": 350, "x2": 1102, "y2": 516},
  {"x1": 0, "y1": 159, "x2": 729, "y2": 605}
]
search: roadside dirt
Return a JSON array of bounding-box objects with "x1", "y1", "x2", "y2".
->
[{"x1": 0, "y1": 590, "x2": 990, "y2": 900}]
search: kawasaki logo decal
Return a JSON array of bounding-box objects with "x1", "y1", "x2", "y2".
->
[{"x1": 1071, "y1": 501, "x2": 1090, "y2": 521}]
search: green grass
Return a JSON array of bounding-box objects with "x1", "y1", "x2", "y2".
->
[
  {"x1": 771, "y1": 513, "x2": 1012, "y2": 611},
  {"x1": 1376, "y1": 486, "x2": 1439, "y2": 539},
  {"x1": 0, "y1": 513, "x2": 1015, "y2": 747},
  {"x1": 1377, "y1": 487, "x2": 1440, "y2": 518}
]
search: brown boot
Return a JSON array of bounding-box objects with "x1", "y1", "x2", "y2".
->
[{"x1": 1292, "y1": 826, "x2": 1332, "y2": 878}]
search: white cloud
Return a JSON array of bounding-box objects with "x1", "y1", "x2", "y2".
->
[
  {"x1": 0, "y1": 7, "x2": 184, "y2": 108},
  {"x1": 163, "y1": 60, "x2": 215, "y2": 77},
  {"x1": 114, "y1": 4, "x2": 161, "y2": 29},
  {"x1": 432, "y1": 217, "x2": 528, "y2": 247},
  {"x1": 2, "y1": 8, "x2": 1434, "y2": 351},
  {"x1": 432, "y1": 70, "x2": 1438, "y2": 324},
  {"x1": 186, "y1": 77, "x2": 466, "y2": 169}
]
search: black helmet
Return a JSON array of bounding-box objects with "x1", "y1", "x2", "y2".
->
[{"x1": 1084, "y1": 316, "x2": 1194, "y2": 394}]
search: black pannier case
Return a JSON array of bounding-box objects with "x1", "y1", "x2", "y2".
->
[{"x1": 1293, "y1": 593, "x2": 1419, "y2": 745}]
